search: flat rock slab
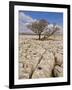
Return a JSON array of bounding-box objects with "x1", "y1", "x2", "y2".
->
[
  {"x1": 19, "y1": 42, "x2": 45, "y2": 79},
  {"x1": 32, "y1": 50, "x2": 55, "y2": 78}
]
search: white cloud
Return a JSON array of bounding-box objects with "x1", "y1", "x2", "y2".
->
[
  {"x1": 19, "y1": 12, "x2": 34, "y2": 24},
  {"x1": 19, "y1": 12, "x2": 36, "y2": 33}
]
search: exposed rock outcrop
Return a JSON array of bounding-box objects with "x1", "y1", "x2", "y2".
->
[{"x1": 19, "y1": 35, "x2": 63, "y2": 79}]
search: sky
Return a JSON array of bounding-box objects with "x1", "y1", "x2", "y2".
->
[{"x1": 20, "y1": 11, "x2": 63, "y2": 26}]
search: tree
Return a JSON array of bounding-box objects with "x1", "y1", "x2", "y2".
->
[
  {"x1": 27, "y1": 19, "x2": 48, "y2": 40},
  {"x1": 43, "y1": 23, "x2": 60, "y2": 39}
]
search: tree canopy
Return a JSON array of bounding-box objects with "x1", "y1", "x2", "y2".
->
[{"x1": 27, "y1": 19, "x2": 48, "y2": 40}]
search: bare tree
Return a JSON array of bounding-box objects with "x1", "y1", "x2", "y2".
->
[
  {"x1": 43, "y1": 23, "x2": 60, "y2": 39},
  {"x1": 27, "y1": 19, "x2": 48, "y2": 40}
]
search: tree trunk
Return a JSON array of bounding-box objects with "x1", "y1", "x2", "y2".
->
[{"x1": 39, "y1": 34, "x2": 41, "y2": 40}]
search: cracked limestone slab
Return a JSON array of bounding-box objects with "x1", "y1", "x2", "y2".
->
[
  {"x1": 32, "y1": 50, "x2": 55, "y2": 78},
  {"x1": 19, "y1": 43, "x2": 45, "y2": 79}
]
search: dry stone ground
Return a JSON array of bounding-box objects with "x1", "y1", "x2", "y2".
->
[{"x1": 19, "y1": 35, "x2": 63, "y2": 79}]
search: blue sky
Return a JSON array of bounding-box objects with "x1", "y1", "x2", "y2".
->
[{"x1": 20, "y1": 11, "x2": 63, "y2": 27}]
